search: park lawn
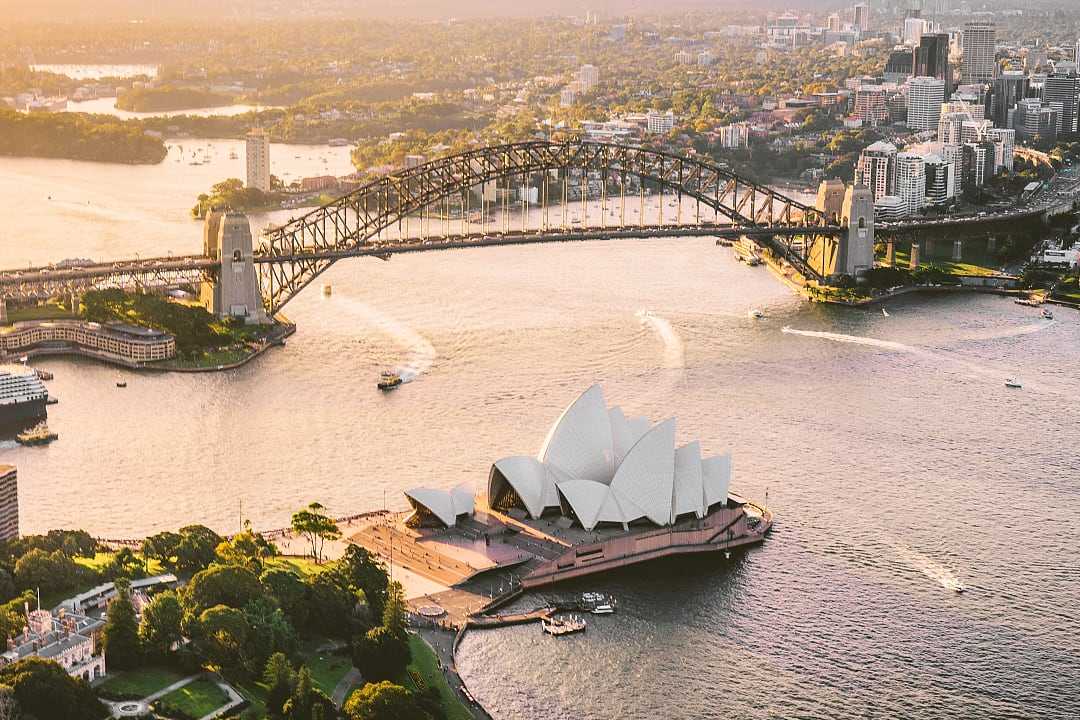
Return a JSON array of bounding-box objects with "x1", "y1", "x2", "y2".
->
[
  {"x1": 155, "y1": 677, "x2": 229, "y2": 719},
  {"x1": 396, "y1": 634, "x2": 473, "y2": 720},
  {"x1": 304, "y1": 649, "x2": 354, "y2": 697},
  {"x1": 266, "y1": 555, "x2": 326, "y2": 577},
  {"x1": 5, "y1": 301, "x2": 76, "y2": 323},
  {"x1": 73, "y1": 552, "x2": 166, "y2": 575},
  {"x1": 887, "y1": 246, "x2": 1000, "y2": 277},
  {"x1": 98, "y1": 665, "x2": 188, "y2": 699},
  {"x1": 232, "y1": 679, "x2": 268, "y2": 719}
]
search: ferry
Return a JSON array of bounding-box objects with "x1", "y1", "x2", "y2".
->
[
  {"x1": 377, "y1": 371, "x2": 403, "y2": 391},
  {"x1": 542, "y1": 615, "x2": 586, "y2": 636}
]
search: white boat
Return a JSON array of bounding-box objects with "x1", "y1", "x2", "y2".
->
[
  {"x1": 748, "y1": 308, "x2": 765, "y2": 319},
  {"x1": 954, "y1": 583, "x2": 966, "y2": 594},
  {"x1": 882, "y1": 308, "x2": 890, "y2": 317},
  {"x1": 1004, "y1": 377, "x2": 1022, "y2": 388},
  {"x1": 591, "y1": 604, "x2": 614, "y2": 615},
  {"x1": 1042, "y1": 308, "x2": 1054, "y2": 319}
]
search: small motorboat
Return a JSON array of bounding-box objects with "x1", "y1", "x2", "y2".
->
[
  {"x1": 748, "y1": 308, "x2": 765, "y2": 319},
  {"x1": 1004, "y1": 377, "x2": 1022, "y2": 389},
  {"x1": 377, "y1": 370, "x2": 402, "y2": 391},
  {"x1": 953, "y1": 583, "x2": 966, "y2": 594},
  {"x1": 116, "y1": 381, "x2": 127, "y2": 388},
  {"x1": 591, "y1": 604, "x2": 614, "y2": 615},
  {"x1": 1042, "y1": 308, "x2": 1054, "y2": 319},
  {"x1": 322, "y1": 283, "x2": 332, "y2": 297},
  {"x1": 882, "y1": 308, "x2": 890, "y2": 317}
]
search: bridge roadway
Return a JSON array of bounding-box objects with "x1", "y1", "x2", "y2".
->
[{"x1": 0, "y1": 199, "x2": 1068, "y2": 303}]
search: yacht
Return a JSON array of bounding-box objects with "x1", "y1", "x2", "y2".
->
[
  {"x1": 378, "y1": 370, "x2": 403, "y2": 391},
  {"x1": 1004, "y1": 377, "x2": 1022, "y2": 389},
  {"x1": 591, "y1": 604, "x2": 614, "y2": 615}
]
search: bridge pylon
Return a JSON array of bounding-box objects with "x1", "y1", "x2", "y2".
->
[{"x1": 200, "y1": 210, "x2": 268, "y2": 324}]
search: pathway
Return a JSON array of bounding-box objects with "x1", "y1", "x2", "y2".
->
[
  {"x1": 331, "y1": 668, "x2": 363, "y2": 707},
  {"x1": 197, "y1": 676, "x2": 244, "y2": 720}
]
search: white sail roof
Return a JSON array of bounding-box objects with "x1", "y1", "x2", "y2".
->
[
  {"x1": 486, "y1": 386, "x2": 734, "y2": 531},
  {"x1": 673, "y1": 441, "x2": 705, "y2": 520},
  {"x1": 609, "y1": 419, "x2": 676, "y2": 526},
  {"x1": 405, "y1": 485, "x2": 475, "y2": 528},
  {"x1": 539, "y1": 384, "x2": 615, "y2": 485},
  {"x1": 702, "y1": 453, "x2": 732, "y2": 509}
]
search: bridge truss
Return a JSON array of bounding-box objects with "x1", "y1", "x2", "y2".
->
[
  {"x1": 257, "y1": 140, "x2": 837, "y2": 314},
  {"x1": 0, "y1": 257, "x2": 217, "y2": 303}
]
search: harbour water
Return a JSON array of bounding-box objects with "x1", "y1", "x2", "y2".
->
[{"x1": 0, "y1": 153, "x2": 1078, "y2": 718}]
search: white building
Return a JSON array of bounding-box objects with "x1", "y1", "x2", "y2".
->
[
  {"x1": 855, "y1": 141, "x2": 898, "y2": 201},
  {"x1": 646, "y1": 110, "x2": 675, "y2": 135},
  {"x1": 487, "y1": 385, "x2": 732, "y2": 531},
  {"x1": 578, "y1": 64, "x2": 599, "y2": 92},
  {"x1": 674, "y1": 50, "x2": 694, "y2": 65},
  {"x1": 924, "y1": 154, "x2": 956, "y2": 205},
  {"x1": 716, "y1": 122, "x2": 750, "y2": 148},
  {"x1": 894, "y1": 152, "x2": 927, "y2": 216},
  {"x1": 907, "y1": 77, "x2": 945, "y2": 131},
  {"x1": 560, "y1": 84, "x2": 579, "y2": 107},
  {"x1": 245, "y1": 128, "x2": 271, "y2": 192},
  {"x1": 904, "y1": 17, "x2": 930, "y2": 47},
  {"x1": 986, "y1": 127, "x2": 1015, "y2": 172}
]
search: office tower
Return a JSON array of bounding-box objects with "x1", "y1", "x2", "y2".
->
[
  {"x1": 854, "y1": 4, "x2": 870, "y2": 32},
  {"x1": 915, "y1": 33, "x2": 953, "y2": 92},
  {"x1": 961, "y1": 16, "x2": 996, "y2": 84},
  {"x1": 989, "y1": 71, "x2": 1029, "y2": 128},
  {"x1": 885, "y1": 50, "x2": 914, "y2": 82},
  {"x1": 245, "y1": 128, "x2": 271, "y2": 192},
  {"x1": 939, "y1": 110, "x2": 966, "y2": 144},
  {"x1": 828, "y1": 14, "x2": 842, "y2": 32},
  {"x1": 908, "y1": 77, "x2": 945, "y2": 130},
  {"x1": 894, "y1": 152, "x2": 927, "y2": 216},
  {"x1": 961, "y1": 142, "x2": 995, "y2": 188},
  {"x1": 0, "y1": 466, "x2": 17, "y2": 541},
  {"x1": 1013, "y1": 98, "x2": 1059, "y2": 143},
  {"x1": 578, "y1": 64, "x2": 599, "y2": 91},
  {"x1": 1043, "y1": 72, "x2": 1079, "y2": 136},
  {"x1": 855, "y1": 141, "x2": 897, "y2": 201}
]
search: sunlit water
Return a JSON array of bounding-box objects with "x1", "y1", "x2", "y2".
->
[{"x1": 1, "y1": 153, "x2": 1078, "y2": 719}]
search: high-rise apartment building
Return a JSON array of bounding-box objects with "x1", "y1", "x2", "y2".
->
[
  {"x1": 0, "y1": 465, "x2": 17, "y2": 541},
  {"x1": 908, "y1": 77, "x2": 945, "y2": 131},
  {"x1": 894, "y1": 152, "x2": 927, "y2": 216},
  {"x1": 986, "y1": 127, "x2": 1015, "y2": 172},
  {"x1": 961, "y1": 142, "x2": 995, "y2": 188},
  {"x1": 578, "y1": 64, "x2": 599, "y2": 91},
  {"x1": 245, "y1": 128, "x2": 271, "y2": 192},
  {"x1": 923, "y1": 154, "x2": 956, "y2": 205},
  {"x1": 961, "y1": 16, "x2": 996, "y2": 84},
  {"x1": 855, "y1": 141, "x2": 897, "y2": 201},
  {"x1": 1043, "y1": 72, "x2": 1079, "y2": 136},
  {"x1": 915, "y1": 33, "x2": 953, "y2": 92},
  {"x1": 904, "y1": 17, "x2": 929, "y2": 47},
  {"x1": 1013, "y1": 98, "x2": 1059, "y2": 143},
  {"x1": 645, "y1": 110, "x2": 675, "y2": 134},
  {"x1": 853, "y1": 85, "x2": 888, "y2": 126}
]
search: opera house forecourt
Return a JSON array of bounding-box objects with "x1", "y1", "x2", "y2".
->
[{"x1": 353, "y1": 385, "x2": 772, "y2": 622}]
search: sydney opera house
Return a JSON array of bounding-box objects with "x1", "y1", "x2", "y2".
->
[
  {"x1": 357, "y1": 385, "x2": 770, "y2": 599},
  {"x1": 487, "y1": 385, "x2": 733, "y2": 532}
]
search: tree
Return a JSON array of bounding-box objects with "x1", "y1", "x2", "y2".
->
[
  {"x1": 380, "y1": 582, "x2": 407, "y2": 639},
  {"x1": 0, "y1": 684, "x2": 18, "y2": 720},
  {"x1": 343, "y1": 681, "x2": 429, "y2": 720},
  {"x1": 242, "y1": 597, "x2": 297, "y2": 673},
  {"x1": 0, "y1": 657, "x2": 107, "y2": 720},
  {"x1": 13, "y1": 549, "x2": 77, "y2": 594},
  {"x1": 193, "y1": 604, "x2": 250, "y2": 673},
  {"x1": 102, "y1": 547, "x2": 147, "y2": 581},
  {"x1": 183, "y1": 564, "x2": 264, "y2": 617},
  {"x1": 261, "y1": 568, "x2": 308, "y2": 624},
  {"x1": 215, "y1": 524, "x2": 277, "y2": 572},
  {"x1": 139, "y1": 590, "x2": 183, "y2": 657},
  {"x1": 282, "y1": 666, "x2": 336, "y2": 720},
  {"x1": 301, "y1": 574, "x2": 356, "y2": 639},
  {"x1": 291, "y1": 503, "x2": 340, "y2": 564},
  {"x1": 175, "y1": 525, "x2": 224, "y2": 575},
  {"x1": 141, "y1": 531, "x2": 182, "y2": 570},
  {"x1": 264, "y1": 652, "x2": 295, "y2": 719},
  {"x1": 353, "y1": 625, "x2": 410, "y2": 682},
  {"x1": 332, "y1": 545, "x2": 388, "y2": 621},
  {"x1": 102, "y1": 579, "x2": 141, "y2": 669}
]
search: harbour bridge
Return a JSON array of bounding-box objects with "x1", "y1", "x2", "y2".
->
[{"x1": 0, "y1": 139, "x2": 1059, "y2": 318}]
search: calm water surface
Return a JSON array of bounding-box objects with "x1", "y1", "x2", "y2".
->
[{"x1": 0, "y1": 154, "x2": 1077, "y2": 719}]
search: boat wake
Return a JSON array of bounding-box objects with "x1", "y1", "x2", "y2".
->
[
  {"x1": 781, "y1": 327, "x2": 921, "y2": 354},
  {"x1": 885, "y1": 537, "x2": 966, "y2": 593},
  {"x1": 337, "y1": 297, "x2": 437, "y2": 383},
  {"x1": 636, "y1": 309, "x2": 685, "y2": 369}
]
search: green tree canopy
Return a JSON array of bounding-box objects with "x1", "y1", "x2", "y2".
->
[
  {"x1": 343, "y1": 681, "x2": 429, "y2": 720},
  {"x1": 183, "y1": 564, "x2": 265, "y2": 618},
  {"x1": 139, "y1": 590, "x2": 184, "y2": 657},
  {"x1": 0, "y1": 657, "x2": 107, "y2": 720},
  {"x1": 291, "y1": 503, "x2": 341, "y2": 564},
  {"x1": 102, "y1": 579, "x2": 141, "y2": 669}
]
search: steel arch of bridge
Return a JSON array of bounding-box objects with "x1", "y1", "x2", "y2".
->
[{"x1": 257, "y1": 140, "x2": 832, "y2": 314}]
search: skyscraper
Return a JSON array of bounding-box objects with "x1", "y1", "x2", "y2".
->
[
  {"x1": 915, "y1": 33, "x2": 952, "y2": 92},
  {"x1": 1043, "y1": 72, "x2": 1080, "y2": 136},
  {"x1": 894, "y1": 152, "x2": 927, "y2": 216},
  {"x1": 245, "y1": 128, "x2": 271, "y2": 192},
  {"x1": 989, "y1": 71, "x2": 1030, "y2": 128},
  {"x1": 0, "y1": 465, "x2": 17, "y2": 541},
  {"x1": 853, "y1": 3, "x2": 870, "y2": 32},
  {"x1": 908, "y1": 76, "x2": 945, "y2": 131},
  {"x1": 961, "y1": 16, "x2": 996, "y2": 84}
]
